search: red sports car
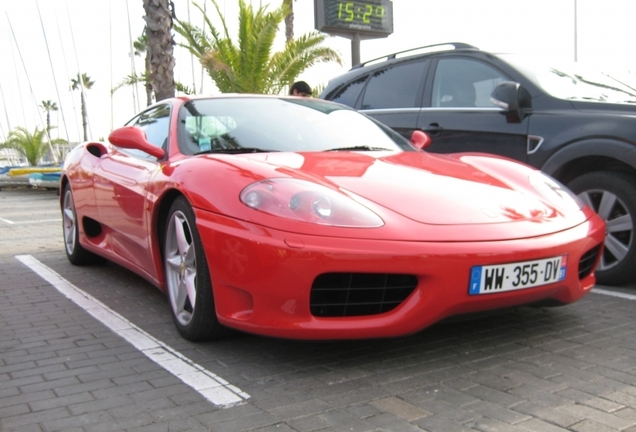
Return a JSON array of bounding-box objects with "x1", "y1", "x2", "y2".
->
[{"x1": 60, "y1": 95, "x2": 605, "y2": 341}]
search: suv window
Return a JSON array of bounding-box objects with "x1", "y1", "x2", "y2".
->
[
  {"x1": 329, "y1": 76, "x2": 367, "y2": 107},
  {"x1": 360, "y1": 61, "x2": 428, "y2": 110},
  {"x1": 432, "y1": 58, "x2": 506, "y2": 108}
]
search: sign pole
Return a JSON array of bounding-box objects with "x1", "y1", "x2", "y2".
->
[{"x1": 351, "y1": 33, "x2": 361, "y2": 66}]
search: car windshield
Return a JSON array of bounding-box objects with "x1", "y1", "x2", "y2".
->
[
  {"x1": 177, "y1": 97, "x2": 412, "y2": 155},
  {"x1": 502, "y1": 54, "x2": 636, "y2": 103}
]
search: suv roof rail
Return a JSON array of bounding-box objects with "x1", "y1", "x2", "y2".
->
[{"x1": 353, "y1": 42, "x2": 478, "y2": 69}]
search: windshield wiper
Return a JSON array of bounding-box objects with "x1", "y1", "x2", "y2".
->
[
  {"x1": 324, "y1": 146, "x2": 392, "y2": 152},
  {"x1": 567, "y1": 96, "x2": 606, "y2": 102},
  {"x1": 195, "y1": 147, "x2": 278, "y2": 155}
]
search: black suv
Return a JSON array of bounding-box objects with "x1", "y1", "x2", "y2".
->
[{"x1": 321, "y1": 42, "x2": 636, "y2": 286}]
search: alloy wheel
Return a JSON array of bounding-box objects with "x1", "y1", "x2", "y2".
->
[
  {"x1": 578, "y1": 188, "x2": 633, "y2": 272},
  {"x1": 165, "y1": 210, "x2": 198, "y2": 326},
  {"x1": 62, "y1": 188, "x2": 77, "y2": 256}
]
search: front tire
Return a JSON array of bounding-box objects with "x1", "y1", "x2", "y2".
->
[
  {"x1": 568, "y1": 171, "x2": 636, "y2": 285},
  {"x1": 61, "y1": 184, "x2": 104, "y2": 265},
  {"x1": 164, "y1": 197, "x2": 225, "y2": 341}
]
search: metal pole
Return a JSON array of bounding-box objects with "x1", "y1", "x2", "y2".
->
[
  {"x1": 574, "y1": 0, "x2": 578, "y2": 62},
  {"x1": 351, "y1": 33, "x2": 361, "y2": 66}
]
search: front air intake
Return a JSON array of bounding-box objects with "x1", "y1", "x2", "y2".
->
[
  {"x1": 310, "y1": 273, "x2": 418, "y2": 317},
  {"x1": 578, "y1": 245, "x2": 602, "y2": 279}
]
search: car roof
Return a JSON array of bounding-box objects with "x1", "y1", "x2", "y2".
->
[
  {"x1": 351, "y1": 42, "x2": 480, "y2": 70},
  {"x1": 154, "y1": 93, "x2": 352, "y2": 110},
  {"x1": 176, "y1": 93, "x2": 311, "y2": 102}
]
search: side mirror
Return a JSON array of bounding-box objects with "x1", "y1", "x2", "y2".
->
[
  {"x1": 108, "y1": 126, "x2": 165, "y2": 159},
  {"x1": 490, "y1": 81, "x2": 532, "y2": 123},
  {"x1": 410, "y1": 130, "x2": 432, "y2": 150}
]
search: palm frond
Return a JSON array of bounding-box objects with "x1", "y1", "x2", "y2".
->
[
  {"x1": 176, "y1": 0, "x2": 341, "y2": 94},
  {"x1": 111, "y1": 73, "x2": 150, "y2": 95},
  {"x1": 2, "y1": 127, "x2": 55, "y2": 166}
]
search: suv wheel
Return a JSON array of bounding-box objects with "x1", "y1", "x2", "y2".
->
[{"x1": 568, "y1": 171, "x2": 636, "y2": 285}]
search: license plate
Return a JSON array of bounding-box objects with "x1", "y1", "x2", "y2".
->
[{"x1": 469, "y1": 255, "x2": 567, "y2": 295}]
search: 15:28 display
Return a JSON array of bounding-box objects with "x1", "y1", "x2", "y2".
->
[{"x1": 336, "y1": 1, "x2": 385, "y2": 23}]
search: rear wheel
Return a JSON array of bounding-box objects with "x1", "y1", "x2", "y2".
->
[
  {"x1": 61, "y1": 184, "x2": 104, "y2": 265},
  {"x1": 164, "y1": 197, "x2": 226, "y2": 341},
  {"x1": 568, "y1": 171, "x2": 636, "y2": 285}
]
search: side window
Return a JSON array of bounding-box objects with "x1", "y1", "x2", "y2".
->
[
  {"x1": 360, "y1": 61, "x2": 427, "y2": 110},
  {"x1": 432, "y1": 58, "x2": 507, "y2": 108},
  {"x1": 328, "y1": 76, "x2": 368, "y2": 108},
  {"x1": 134, "y1": 105, "x2": 170, "y2": 148},
  {"x1": 121, "y1": 104, "x2": 170, "y2": 158}
]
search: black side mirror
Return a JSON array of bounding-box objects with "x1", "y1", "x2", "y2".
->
[{"x1": 490, "y1": 81, "x2": 531, "y2": 123}]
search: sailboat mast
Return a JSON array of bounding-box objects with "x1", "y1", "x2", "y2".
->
[
  {"x1": 0, "y1": 81, "x2": 11, "y2": 134},
  {"x1": 36, "y1": 0, "x2": 63, "y2": 164},
  {"x1": 6, "y1": 12, "x2": 58, "y2": 164},
  {"x1": 6, "y1": 13, "x2": 27, "y2": 129},
  {"x1": 125, "y1": 0, "x2": 140, "y2": 112},
  {"x1": 55, "y1": 11, "x2": 81, "y2": 143},
  {"x1": 66, "y1": 2, "x2": 92, "y2": 141},
  {"x1": 110, "y1": 0, "x2": 114, "y2": 131}
]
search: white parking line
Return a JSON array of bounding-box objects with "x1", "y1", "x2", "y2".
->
[
  {"x1": 18, "y1": 218, "x2": 62, "y2": 224},
  {"x1": 15, "y1": 254, "x2": 250, "y2": 408},
  {"x1": 0, "y1": 218, "x2": 62, "y2": 224},
  {"x1": 592, "y1": 288, "x2": 636, "y2": 301}
]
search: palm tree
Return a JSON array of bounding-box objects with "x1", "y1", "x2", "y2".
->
[
  {"x1": 143, "y1": 0, "x2": 176, "y2": 101},
  {"x1": 40, "y1": 100, "x2": 58, "y2": 136},
  {"x1": 0, "y1": 127, "x2": 66, "y2": 166},
  {"x1": 70, "y1": 73, "x2": 95, "y2": 141},
  {"x1": 174, "y1": 0, "x2": 341, "y2": 95}
]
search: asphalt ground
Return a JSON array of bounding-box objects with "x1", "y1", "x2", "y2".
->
[{"x1": 1, "y1": 187, "x2": 636, "y2": 432}]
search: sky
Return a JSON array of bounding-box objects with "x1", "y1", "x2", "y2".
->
[{"x1": 2, "y1": 0, "x2": 636, "y2": 144}]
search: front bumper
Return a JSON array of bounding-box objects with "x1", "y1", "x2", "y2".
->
[{"x1": 195, "y1": 209, "x2": 605, "y2": 340}]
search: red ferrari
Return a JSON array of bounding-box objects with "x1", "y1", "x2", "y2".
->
[{"x1": 60, "y1": 95, "x2": 605, "y2": 341}]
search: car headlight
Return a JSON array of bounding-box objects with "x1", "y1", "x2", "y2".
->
[
  {"x1": 529, "y1": 171, "x2": 583, "y2": 212},
  {"x1": 240, "y1": 178, "x2": 384, "y2": 227}
]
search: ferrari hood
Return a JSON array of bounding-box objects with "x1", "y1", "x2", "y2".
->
[{"x1": 244, "y1": 151, "x2": 574, "y2": 226}]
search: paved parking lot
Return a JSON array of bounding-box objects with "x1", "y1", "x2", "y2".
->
[{"x1": 2, "y1": 187, "x2": 636, "y2": 432}]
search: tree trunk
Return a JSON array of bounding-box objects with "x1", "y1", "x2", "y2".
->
[
  {"x1": 284, "y1": 0, "x2": 294, "y2": 42},
  {"x1": 80, "y1": 94, "x2": 88, "y2": 141},
  {"x1": 143, "y1": 0, "x2": 175, "y2": 101},
  {"x1": 145, "y1": 52, "x2": 154, "y2": 106}
]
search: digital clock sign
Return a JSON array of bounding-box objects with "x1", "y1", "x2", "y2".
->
[{"x1": 315, "y1": 0, "x2": 393, "y2": 38}]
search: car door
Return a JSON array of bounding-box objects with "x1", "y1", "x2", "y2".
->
[
  {"x1": 419, "y1": 57, "x2": 530, "y2": 162},
  {"x1": 354, "y1": 59, "x2": 429, "y2": 139},
  {"x1": 93, "y1": 104, "x2": 170, "y2": 273}
]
